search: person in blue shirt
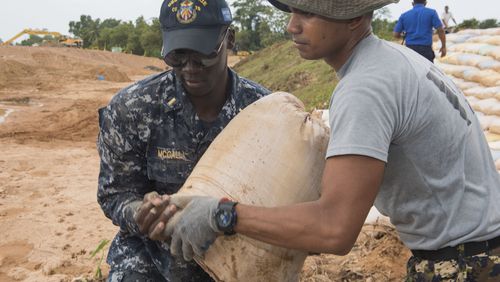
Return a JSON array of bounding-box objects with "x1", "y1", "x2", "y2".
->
[{"x1": 393, "y1": 0, "x2": 446, "y2": 62}]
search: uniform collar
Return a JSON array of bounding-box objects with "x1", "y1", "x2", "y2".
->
[
  {"x1": 159, "y1": 69, "x2": 241, "y2": 138},
  {"x1": 413, "y1": 4, "x2": 425, "y2": 8},
  {"x1": 160, "y1": 69, "x2": 240, "y2": 114}
]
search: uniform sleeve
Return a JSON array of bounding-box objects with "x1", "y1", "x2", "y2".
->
[
  {"x1": 432, "y1": 10, "x2": 443, "y2": 29},
  {"x1": 394, "y1": 15, "x2": 404, "y2": 33},
  {"x1": 97, "y1": 95, "x2": 151, "y2": 236},
  {"x1": 326, "y1": 77, "x2": 397, "y2": 162}
]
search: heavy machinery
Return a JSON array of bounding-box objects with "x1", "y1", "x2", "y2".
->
[{"x1": 1, "y1": 29, "x2": 83, "y2": 47}]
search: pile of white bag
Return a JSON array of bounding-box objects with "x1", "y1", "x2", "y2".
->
[{"x1": 435, "y1": 27, "x2": 500, "y2": 172}]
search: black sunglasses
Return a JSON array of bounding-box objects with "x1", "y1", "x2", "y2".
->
[{"x1": 164, "y1": 28, "x2": 229, "y2": 68}]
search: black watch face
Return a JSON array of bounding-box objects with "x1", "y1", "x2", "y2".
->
[{"x1": 216, "y1": 209, "x2": 232, "y2": 229}]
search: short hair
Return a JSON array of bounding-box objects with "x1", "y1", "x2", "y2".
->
[{"x1": 414, "y1": 0, "x2": 426, "y2": 4}]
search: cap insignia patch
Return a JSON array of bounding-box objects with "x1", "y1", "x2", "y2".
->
[{"x1": 177, "y1": 0, "x2": 197, "y2": 24}]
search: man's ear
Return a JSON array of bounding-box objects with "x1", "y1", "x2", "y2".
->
[{"x1": 226, "y1": 28, "x2": 236, "y2": 50}]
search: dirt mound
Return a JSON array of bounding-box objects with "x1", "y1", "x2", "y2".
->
[
  {"x1": 87, "y1": 66, "x2": 131, "y2": 82},
  {"x1": 0, "y1": 60, "x2": 34, "y2": 88},
  {"x1": 301, "y1": 224, "x2": 411, "y2": 281}
]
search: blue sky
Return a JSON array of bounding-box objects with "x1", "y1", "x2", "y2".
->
[{"x1": 1, "y1": 0, "x2": 498, "y2": 43}]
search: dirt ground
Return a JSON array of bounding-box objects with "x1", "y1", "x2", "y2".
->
[{"x1": 0, "y1": 46, "x2": 410, "y2": 282}]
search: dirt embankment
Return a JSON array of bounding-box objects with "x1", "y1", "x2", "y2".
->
[
  {"x1": 0, "y1": 46, "x2": 166, "y2": 282},
  {"x1": 0, "y1": 46, "x2": 409, "y2": 282}
]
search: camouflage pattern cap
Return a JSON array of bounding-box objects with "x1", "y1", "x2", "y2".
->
[{"x1": 268, "y1": 0, "x2": 399, "y2": 20}]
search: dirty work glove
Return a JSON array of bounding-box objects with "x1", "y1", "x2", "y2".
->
[{"x1": 165, "y1": 196, "x2": 220, "y2": 261}]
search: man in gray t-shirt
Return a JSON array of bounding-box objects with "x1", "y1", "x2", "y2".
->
[{"x1": 145, "y1": 0, "x2": 500, "y2": 280}]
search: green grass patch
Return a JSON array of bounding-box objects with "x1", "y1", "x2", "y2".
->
[{"x1": 234, "y1": 41, "x2": 338, "y2": 110}]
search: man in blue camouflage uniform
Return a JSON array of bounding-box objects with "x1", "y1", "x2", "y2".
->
[{"x1": 97, "y1": 0, "x2": 270, "y2": 281}]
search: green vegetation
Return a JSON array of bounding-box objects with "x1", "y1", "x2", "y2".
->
[
  {"x1": 232, "y1": 0, "x2": 289, "y2": 51},
  {"x1": 89, "y1": 239, "x2": 110, "y2": 280},
  {"x1": 235, "y1": 40, "x2": 337, "y2": 110},
  {"x1": 69, "y1": 15, "x2": 162, "y2": 57},
  {"x1": 372, "y1": 8, "x2": 397, "y2": 40},
  {"x1": 457, "y1": 18, "x2": 500, "y2": 30}
]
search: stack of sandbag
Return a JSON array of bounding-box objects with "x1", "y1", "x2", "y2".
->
[
  {"x1": 173, "y1": 92, "x2": 330, "y2": 282},
  {"x1": 435, "y1": 27, "x2": 500, "y2": 172}
]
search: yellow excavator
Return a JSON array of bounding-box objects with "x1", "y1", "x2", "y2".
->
[{"x1": 1, "y1": 29, "x2": 83, "y2": 47}]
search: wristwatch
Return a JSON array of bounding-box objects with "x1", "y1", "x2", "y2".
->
[{"x1": 214, "y1": 199, "x2": 238, "y2": 235}]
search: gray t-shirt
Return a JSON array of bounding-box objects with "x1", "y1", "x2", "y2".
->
[{"x1": 327, "y1": 34, "x2": 500, "y2": 250}]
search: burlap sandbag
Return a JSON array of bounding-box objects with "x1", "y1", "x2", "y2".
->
[
  {"x1": 453, "y1": 77, "x2": 480, "y2": 90},
  {"x1": 458, "y1": 28, "x2": 500, "y2": 36},
  {"x1": 475, "y1": 98, "x2": 500, "y2": 116},
  {"x1": 476, "y1": 114, "x2": 497, "y2": 131},
  {"x1": 440, "y1": 52, "x2": 500, "y2": 72},
  {"x1": 467, "y1": 96, "x2": 480, "y2": 110},
  {"x1": 464, "y1": 86, "x2": 500, "y2": 99},
  {"x1": 172, "y1": 92, "x2": 330, "y2": 282},
  {"x1": 466, "y1": 35, "x2": 500, "y2": 46},
  {"x1": 463, "y1": 69, "x2": 500, "y2": 87},
  {"x1": 448, "y1": 43, "x2": 500, "y2": 60},
  {"x1": 489, "y1": 116, "x2": 500, "y2": 135},
  {"x1": 436, "y1": 62, "x2": 478, "y2": 80}
]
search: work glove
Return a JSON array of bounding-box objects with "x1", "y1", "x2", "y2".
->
[{"x1": 165, "y1": 195, "x2": 220, "y2": 261}]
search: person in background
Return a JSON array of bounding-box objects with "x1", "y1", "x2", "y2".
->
[
  {"x1": 441, "y1": 5, "x2": 458, "y2": 33},
  {"x1": 393, "y1": 0, "x2": 446, "y2": 62},
  {"x1": 160, "y1": 0, "x2": 500, "y2": 281},
  {"x1": 96, "y1": 0, "x2": 270, "y2": 280}
]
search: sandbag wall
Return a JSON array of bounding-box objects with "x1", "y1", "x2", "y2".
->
[{"x1": 435, "y1": 27, "x2": 500, "y2": 173}]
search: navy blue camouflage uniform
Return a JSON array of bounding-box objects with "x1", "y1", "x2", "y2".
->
[{"x1": 97, "y1": 69, "x2": 270, "y2": 281}]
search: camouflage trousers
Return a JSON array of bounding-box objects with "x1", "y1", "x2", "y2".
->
[{"x1": 405, "y1": 246, "x2": 500, "y2": 281}]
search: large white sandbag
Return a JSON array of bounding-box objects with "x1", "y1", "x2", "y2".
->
[
  {"x1": 435, "y1": 62, "x2": 478, "y2": 79},
  {"x1": 478, "y1": 60, "x2": 500, "y2": 72},
  {"x1": 448, "y1": 43, "x2": 500, "y2": 60},
  {"x1": 475, "y1": 98, "x2": 500, "y2": 116},
  {"x1": 173, "y1": 92, "x2": 330, "y2": 282},
  {"x1": 466, "y1": 35, "x2": 500, "y2": 46},
  {"x1": 463, "y1": 69, "x2": 500, "y2": 87},
  {"x1": 452, "y1": 77, "x2": 481, "y2": 90},
  {"x1": 440, "y1": 52, "x2": 500, "y2": 72},
  {"x1": 490, "y1": 142, "x2": 500, "y2": 151},
  {"x1": 489, "y1": 117, "x2": 500, "y2": 135},
  {"x1": 464, "y1": 86, "x2": 500, "y2": 99},
  {"x1": 486, "y1": 132, "x2": 500, "y2": 143},
  {"x1": 446, "y1": 34, "x2": 476, "y2": 44},
  {"x1": 477, "y1": 115, "x2": 498, "y2": 131},
  {"x1": 458, "y1": 28, "x2": 500, "y2": 36}
]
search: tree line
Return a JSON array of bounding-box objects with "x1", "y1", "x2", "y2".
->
[{"x1": 7, "y1": 0, "x2": 500, "y2": 57}]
